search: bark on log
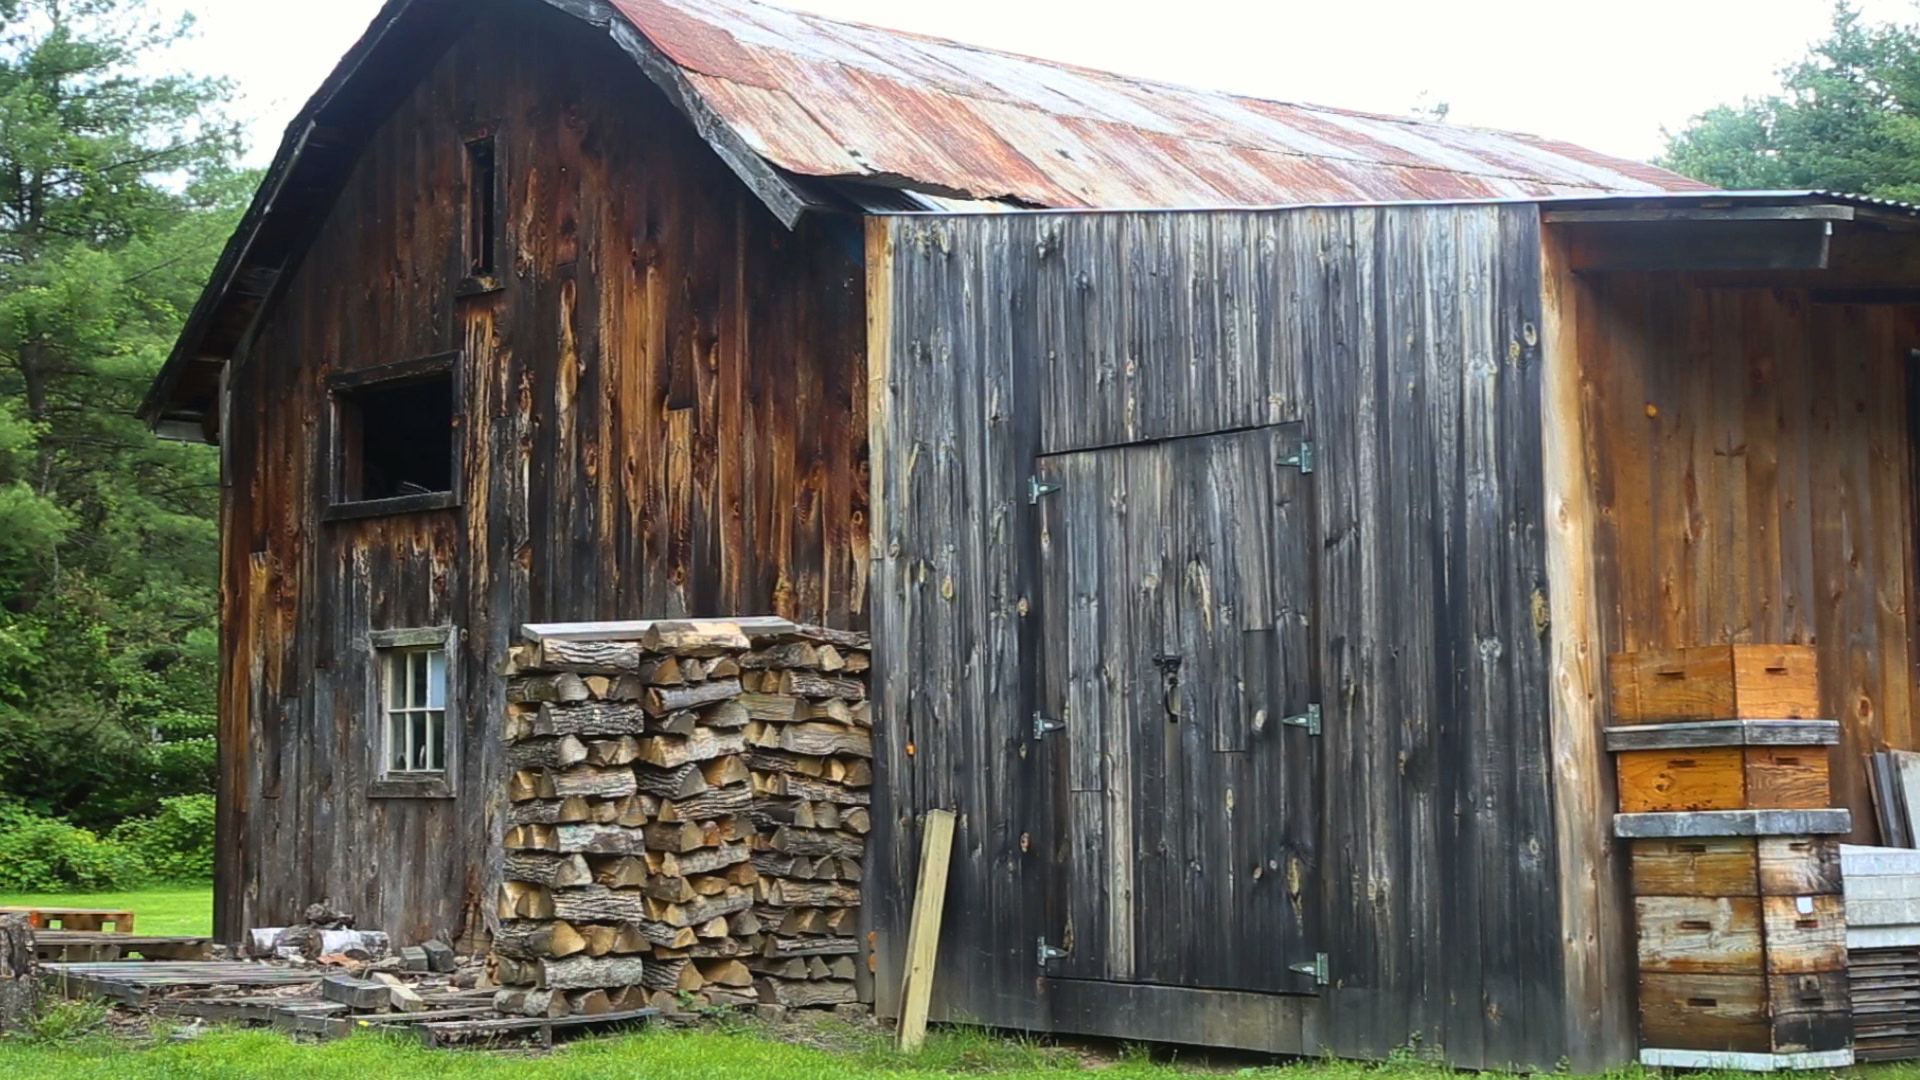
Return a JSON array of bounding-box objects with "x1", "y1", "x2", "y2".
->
[
  {"x1": 534, "y1": 703, "x2": 651, "y2": 738},
  {"x1": 641, "y1": 621, "x2": 750, "y2": 655},
  {"x1": 555, "y1": 823, "x2": 647, "y2": 855},
  {"x1": 537, "y1": 638, "x2": 643, "y2": 674},
  {"x1": 507, "y1": 672, "x2": 591, "y2": 705},
  {"x1": 549, "y1": 885, "x2": 648, "y2": 923},
  {"x1": 643, "y1": 679, "x2": 744, "y2": 718},
  {"x1": 0, "y1": 915, "x2": 35, "y2": 1034},
  {"x1": 755, "y1": 977, "x2": 857, "y2": 1007},
  {"x1": 658, "y1": 784, "x2": 751, "y2": 823},
  {"x1": 505, "y1": 852, "x2": 594, "y2": 889},
  {"x1": 493, "y1": 920, "x2": 588, "y2": 960},
  {"x1": 639, "y1": 729, "x2": 747, "y2": 769},
  {"x1": 550, "y1": 765, "x2": 639, "y2": 799},
  {"x1": 507, "y1": 797, "x2": 593, "y2": 826},
  {"x1": 769, "y1": 827, "x2": 864, "y2": 860},
  {"x1": 541, "y1": 955, "x2": 648, "y2": 991},
  {"x1": 506, "y1": 736, "x2": 590, "y2": 771}
]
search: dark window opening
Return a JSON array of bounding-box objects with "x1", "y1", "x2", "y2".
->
[
  {"x1": 339, "y1": 375, "x2": 454, "y2": 502},
  {"x1": 466, "y1": 136, "x2": 497, "y2": 278}
]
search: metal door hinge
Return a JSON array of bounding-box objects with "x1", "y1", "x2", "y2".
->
[
  {"x1": 1290, "y1": 952, "x2": 1329, "y2": 985},
  {"x1": 1037, "y1": 937, "x2": 1068, "y2": 967},
  {"x1": 1028, "y1": 476, "x2": 1061, "y2": 504},
  {"x1": 1281, "y1": 703, "x2": 1322, "y2": 736},
  {"x1": 1278, "y1": 441, "x2": 1315, "y2": 474},
  {"x1": 1032, "y1": 712, "x2": 1065, "y2": 740}
]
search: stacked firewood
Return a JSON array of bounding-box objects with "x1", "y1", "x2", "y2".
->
[
  {"x1": 494, "y1": 618, "x2": 870, "y2": 1017},
  {"x1": 741, "y1": 634, "x2": 871, "y2": 1009}
]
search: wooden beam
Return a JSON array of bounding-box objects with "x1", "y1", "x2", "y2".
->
[
  {"x1": 1542, "y1": 206, "x2": 1855, "y2": 224},
  {"x1": 1613, "y1": 808, "x2": 1852, "y2": 837},
  {"x1": 1565, "y1": 220, "x2": 1833, "y2": 272},
  {"x1": 895, "y1": 809, "x2": 955, "y2": 1052},
  {"x1": 1539, "y1": 220, "x2": 1635, "y2": 1071}
]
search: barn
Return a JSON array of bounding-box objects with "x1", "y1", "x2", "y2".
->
[{"x1": 139, "y1": 0, "x2": 1920, "y2": 1069}]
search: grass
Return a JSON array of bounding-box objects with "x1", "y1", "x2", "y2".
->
[
  {"x1": 0, "y1": 1024, "x2": 1396, "y2": 1080},
  {"x1": 0, "y1": 885, "x2": 211, "y2": 937},
  {"x1": 1, "y1": 1015, "x2": 1916, "y2": 1080}
]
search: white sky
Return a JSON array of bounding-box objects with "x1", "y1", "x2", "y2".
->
[{"x1": 149, "y1": 0, "x2": 1918, "y2": 169}]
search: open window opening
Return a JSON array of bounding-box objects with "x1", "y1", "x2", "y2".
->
[
  {"x1": 466, "y1": 135, "x2": 497, "y2": 279},
  {"x1": 325, "y1": 352, "x2": 461, "y2": 520}
]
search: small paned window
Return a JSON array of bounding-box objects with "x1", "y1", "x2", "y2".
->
[
  {"x1": 384, "y1": 646, "x2": 448, "y2": 775},
  {"x1": 369, "y1": 626, "x2": 456, "y2": 799},
  {"x1": 324, "y1": 353, "x2": 461, "y2": 521}
]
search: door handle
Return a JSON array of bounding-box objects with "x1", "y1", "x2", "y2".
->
[{"x1": 1154, "y1": 654, "x2": 1182, "y2": 723}]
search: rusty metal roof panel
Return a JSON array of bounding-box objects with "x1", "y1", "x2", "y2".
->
[{"x1": 607, "y1": 0, "x2": 1708, "y2": 208}]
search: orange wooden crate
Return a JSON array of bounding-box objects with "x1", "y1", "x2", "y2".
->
[
  {"x1": 1610, "y1": 645, "x2": 1820, "y2": 723},
  {"x1": 1616, "y1": 745, "x2": 1830, "y2": 812}
]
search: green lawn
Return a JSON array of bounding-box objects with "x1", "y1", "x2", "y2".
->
[
  {"x1": 0, "y1": 886, "x2": 211, "y2": 937},
  {"x1": 0, "y1": 1025, "x2": 1426, "y2": 1080}
]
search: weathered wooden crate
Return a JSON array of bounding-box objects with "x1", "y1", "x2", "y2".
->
[
  {"x1": 1610, "y1": 646, "x2": 1820, "y2": 723},
  {"x1": 1622, "y1": 808, "x2": 1852, "y2": 1068},
  {"x1": 1630, "y1": 836, "x2": 1842, "y2": 898}
]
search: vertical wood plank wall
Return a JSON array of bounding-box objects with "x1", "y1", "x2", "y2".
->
[
  {"x1": 870, "y1": 205, "x2": 1568, "y2": 1068},
  {"x1": 1569, "y1": 269, "x2": 1920, "y2": 843},
  {"x1": 217, "y1": 0, "x2": 866, "y2": 944}
]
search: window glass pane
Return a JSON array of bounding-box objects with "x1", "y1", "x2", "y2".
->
[
  {"x1": 426, "y1": 649, "x2": 447, "y2": 710},
  {"x1": 388, "y1": 655, "x2": 404, "y2": 710},
  {"x1": 389, "y1": 715, "x2": 407, "y2": 772},
  {"x1": 427, "y1": 711, "x2": 445, "y2": 771},
  {"x1": 411, "y1": 712, "x2": 429, "y2": 770},
  {"x1": 410, "y1": 652, "x2": 427, "y2": 709}
]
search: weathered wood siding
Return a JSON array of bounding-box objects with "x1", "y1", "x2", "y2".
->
[
  {"x1": 869, "y1": 205, "x2": 1565, "y2": 1068},
  {"x1": 1568, "y1": 269, "x2": 1920, "y2": 840},
  {"x1": 217, "y1": 0, "x2": 866, "y2": 945}
]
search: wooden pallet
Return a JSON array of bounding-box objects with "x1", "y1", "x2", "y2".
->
[
  {"x1": 1852, "y1": 947, "x2": 1920, "y2": 1061},
  {"x1": 417, "y1": 1007, "x2": 658, "y2": 1049},
  {"x1": 40, "y1": 961, "x2": 321, "y2": 1006},
  {"x1": 0, "y1": 906, "x2": 134, "y2": 933},
  {"x1": 34, "y1": 933, "x2": 211, "y2": 963}
]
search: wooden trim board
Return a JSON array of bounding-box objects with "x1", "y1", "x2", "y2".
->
[
  {"x1": 1604, "y1": 720, "x2": 1840, "y2": 751},
  {"x1": 1640, "y1": 1048, "x2": 1853, "y2": 1071},
  {"x1": 1041, "y1": 978, "x2": 1321, "y2": 1055},
  {"x1": 1540, "y1": 217, "x2": 1634, "y2": 1070},
  {"x1": 1615, "y1": 809, "x2": 1852, "y2": 837}
]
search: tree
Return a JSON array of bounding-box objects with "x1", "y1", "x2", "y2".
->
[
  {"x1": 1662, "y1": 3, "x2": 1920, "y2": 201},
  {"x1": 0, "y1": 0, "x2": 247, "y2": 829}
]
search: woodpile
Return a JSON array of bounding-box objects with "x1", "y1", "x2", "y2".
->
[
  {"x1": 496, "y1": 618, "x2": 871, "y2": 1017},
  {"x1": 0, "y1": 914, "x2": 35, "y2": 1033}
]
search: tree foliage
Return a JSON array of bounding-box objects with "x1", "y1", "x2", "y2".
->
[
  {"x1": 0, "y1": 0, "x2": 247, "y2": 832},
  {"x1": 1662, "y1": 2, "x2": 1920, "y2": 201}
]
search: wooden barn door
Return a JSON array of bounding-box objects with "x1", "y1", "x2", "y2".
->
[{"x1": 1038, "y1": 423, "x2": 1321, "y2": 995}]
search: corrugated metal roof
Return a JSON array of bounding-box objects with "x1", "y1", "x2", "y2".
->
[{"x1": 608, "y1": 0, "x2": 1708, "y2": 208}]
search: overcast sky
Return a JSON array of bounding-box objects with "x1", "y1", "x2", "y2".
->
[{"x1": 151, "y1": 0, "x2": 1917, "y2": 169}]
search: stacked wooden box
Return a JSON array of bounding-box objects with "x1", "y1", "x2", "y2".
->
[
  {"x1": 1608, "y1": 645, "x2": 1853, "y2": 1071},
  {"x1": 495, "y1": 618, "x2": 872, "y2": 1018}
]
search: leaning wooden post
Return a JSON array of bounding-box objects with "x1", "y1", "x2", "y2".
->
[
  {"x1": 0, "y1": 913, "x2": 37, "y2": 1032},
  {"x1": 895, "y1": 809, "x2": 956, "y2": 1052}
]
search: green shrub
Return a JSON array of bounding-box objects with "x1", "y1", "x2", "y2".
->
[
  {"x1": 0, "y1": 814, "x2": 146, "y2": 892},
  {"x1": 114, "y1": 794, "x2": 215, "y2": 883}
]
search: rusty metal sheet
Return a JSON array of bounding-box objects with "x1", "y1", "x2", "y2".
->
[{"x1": 608, "y1": 0, "x2": 1707, "y2": 208}]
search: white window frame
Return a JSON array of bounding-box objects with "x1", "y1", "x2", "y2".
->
[{"x1": 368, "y1": 626, "x2": 457, "y2": 799}]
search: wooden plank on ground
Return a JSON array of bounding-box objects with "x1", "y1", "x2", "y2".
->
[{"x1": 896, "y1": 808, "x2": 956, "y2": 1052}]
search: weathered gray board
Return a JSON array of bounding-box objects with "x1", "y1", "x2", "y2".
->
[{"x1": 867, "y1": 204, "x2": 1562, "y2": 1068}]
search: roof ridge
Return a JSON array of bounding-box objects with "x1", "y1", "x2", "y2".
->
[{"x1": 738, "y1": 0, "x2": 1604, "y2": 148}]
